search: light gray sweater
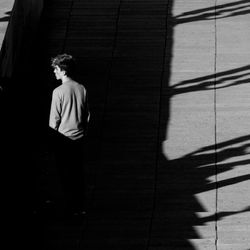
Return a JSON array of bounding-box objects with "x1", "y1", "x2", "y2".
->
[{"x1": 49, "y1": 80, "x2": 90, "y2": 140}]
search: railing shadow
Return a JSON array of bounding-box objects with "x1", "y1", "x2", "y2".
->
[
  {"x1": 151, "y1": 0, "x2": 250, "y2": 248},
  {"x1": 156, "y1": 134, "x2": 250, "y2": 248},
  {"x1": 170, "y1": 65, "x2": 250, "y2": 96},
  {"x1": 174, "y1": 0, "x2": 250, "y2": 25},
  {"x1": 0, "y1": 11, "x2": 12, "y2": 22},
  {"x1": 1, "y1": 0, "x2": 250, "y2": 249}
]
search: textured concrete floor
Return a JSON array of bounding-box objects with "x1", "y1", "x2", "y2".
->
[{"x1": 1, "y1": 0, "x2": 250, "y2": 249}]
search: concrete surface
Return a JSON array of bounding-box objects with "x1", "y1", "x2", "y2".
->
[{"x1": 1, "y1": 0, "x2": 249, "y2": 249}]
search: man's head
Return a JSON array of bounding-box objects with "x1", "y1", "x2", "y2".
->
[{"x1": 51, "y1": 54, "x2": 76, "y2": 79}]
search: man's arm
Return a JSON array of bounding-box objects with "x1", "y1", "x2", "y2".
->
[
  {"x1": 82, "y1": 92, "x2": 90, "y2": 134},
  {"x1": 49, "y1": 89, "x2": 61, "y2": 130}
]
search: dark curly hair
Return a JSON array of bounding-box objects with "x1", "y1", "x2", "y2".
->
[{"x1": 51, "y1": 54, "x2": 76, "y2": 78}]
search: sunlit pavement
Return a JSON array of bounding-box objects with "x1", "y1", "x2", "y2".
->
[
  {"x1": 2, "y1": 0, "x2": 250, "y2": 249},
  {"x1": 0, "y1": 0, "x2": 14, "y2": 48},
  {"x1": 162, "y1": 1, "x2": 250, "y2": 249}
]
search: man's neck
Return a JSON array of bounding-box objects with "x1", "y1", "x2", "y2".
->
[{"x1": 61, "y1": 75, "x2": 72, "y2": 84}]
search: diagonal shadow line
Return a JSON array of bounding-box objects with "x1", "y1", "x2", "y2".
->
[
  {"x1": 216, "y1": 159, "x2": 250, "y2": 171},
  {"x1": 180, "y1": 143, "x2": 250, "y2": 177},
  {"x1": 175, "y1": 0, "x2": 249, "y2": 16},
  {"x1": 173, "y1": 65, "x2": 250, "y2": 86},
  {"x1": 0, "y1": 16, "x2": 10, "y2": 22},
  {"x1": 187, "y1": 72, "x2": 250, "y2": 88},
  {"x1": 215, "y1": 77, "x2": 250, "y2": 89},
  {"x1": 229, "y1": 9, "x2": 250, "y2": 17},
  {"x1": 171, "y1": 76, "x2": 250, "y2": 95},
  {"x1": 0, "y1": 11, "x2": 12, "y2": 22},
  {"x1": 174, "y1": 0, "x2": 250, "y2": 24},
  {"x1": 170, "y1": 67, "x2": 250, "y2": 95},
  {"x1": 192, "y1": 135, "x2": 250, "y2": 155},
  {"x1": 216, "y1": 4, "x2": 250, "y2": 15},
  {"x1": 174, "y1": 137, "x2": 250, "y2": 183},
  {"x1": 174, "y1": 11, "x2": 250, "y2": 25},
  {"x1": 204, "y1": 72, "x2": 249, "y2": 88},
  {"x1": 204, "y1": 174, "x2": 250, "y2": 192},
  {"x1": 178, "y1": 5, "x2": 250, "y2": 19},
  {"x1": 174, "y1": 6, "x2": 250, "y2": 24},
  {"x1": 199, "y1": 206, "x2": 250, "y2": 225},
  {"x1": 202, "y1": 158, "x2": 250, "y2": 170}
]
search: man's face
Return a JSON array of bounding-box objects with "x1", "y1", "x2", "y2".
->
[{"x1": 53, "y1": 66, "x2": 65, "y2": 80}]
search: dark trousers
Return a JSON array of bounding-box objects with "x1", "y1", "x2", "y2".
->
[{"x1": 52, "y1": 131, "x2": 86, "y2": 213}]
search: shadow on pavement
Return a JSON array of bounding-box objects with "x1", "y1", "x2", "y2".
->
[
  {"x1": 170, "y1": 65, "x2": 250, "y2": 96},
  {"x1": 1, "y1": 0, "x2": 250, "y2": 249},
  {"x1": 174, "y1": 0, "x2": 250, "y2": 24},
  {"x1": 0, "y1": 11, "x2": 12, "y2": 22}
]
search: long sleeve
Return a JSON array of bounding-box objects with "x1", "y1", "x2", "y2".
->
[
  {"x1": 49, "y1": 89, "x2": 61, "y2": 130},
  {"x1": 82, "y1": 92, "x2": 90, "y2": 132}
]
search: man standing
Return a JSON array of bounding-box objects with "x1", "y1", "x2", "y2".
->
[{"x1": 49, "y1": 53, "x2": 90, "y2": 216}]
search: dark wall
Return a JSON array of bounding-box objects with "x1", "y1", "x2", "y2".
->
[
  {"x1": 0, "y1": 0, "x2": 43, "y2": 79},
  {"x1": 0, "y1": 2, "x2": 45, "y2": 248},
  {"x1": 0, "y1": 0, "x2": 46, "y2": 163}
]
